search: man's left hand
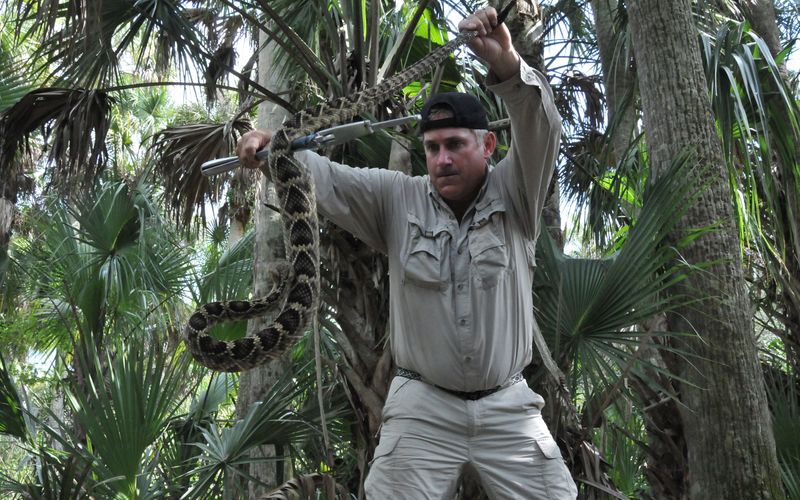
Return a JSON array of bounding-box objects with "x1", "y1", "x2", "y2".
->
[{"x1": 459, "y1": 7, "x2": 520, "y2": 81}]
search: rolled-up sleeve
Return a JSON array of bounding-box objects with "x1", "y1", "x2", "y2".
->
[
  {"x1": 488, "y1": 61, "x2": 562, "y2": 240},
  {"x1": 294, "y1": 150, "x2": 400, "y2": 254}
]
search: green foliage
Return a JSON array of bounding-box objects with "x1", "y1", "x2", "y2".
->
[
  {"x1": 534, "y1": 153, "x2": 707, "y2": 395},
  {"x1": 187, "y1": 361, "x2": 348, "y2": 497},
  {"x1": 13, "y1": 180, "x2": 190, "y2": 343},
  {"x1": 764, "y1": 365, "x2": 800, "y2": 500},
  {"x1": 596, "y1": 406, "x2": 648, "y2": 497},
  {"x1": 0, "y1": 354, "x2": 32, "y2": 442},
  {"x1": 1, "y1": 0, "x2": 798, "y2": 497},
  {"x1": 65, "y1": 343, "x2": 190, "y2": 497}
]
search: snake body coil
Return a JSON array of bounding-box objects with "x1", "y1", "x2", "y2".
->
[{"x1": 184, "y1": 30, "x2": 478, "y2": 371}]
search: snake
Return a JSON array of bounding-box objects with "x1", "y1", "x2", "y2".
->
[{"x1": 182, "y1": 10, "x2": 515, "y2": 371}]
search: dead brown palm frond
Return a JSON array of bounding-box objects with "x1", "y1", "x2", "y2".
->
[
  {"x1": 555, "y1": 70, "x2": 605, "y2": 132},
  {"x1": 149, "y1": 120, "x2": 253, "y2": 227},
  {"x1": 262, "y1": 473, "x2": 348, "y2": 500},
  {"x1": 14, "y1": 0, "x2": 216, "y2": 88},
  {"x1": 0, "y1": 87, "x2": 113, "y2": 190},
  {"x1": 204, "y1": 15, "x2": 243, "y2": 105}
]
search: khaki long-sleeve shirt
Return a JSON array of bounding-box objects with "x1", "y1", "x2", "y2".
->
[{"x1": 295, "y1": 61, "x2": 561, "y2": 392}]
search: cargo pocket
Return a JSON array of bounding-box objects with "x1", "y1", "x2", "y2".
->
[
  {"x1": 533, "y1": 436, "x2": 577, "y2": 499},
  {"x1": 534, "y1": 436, "x2": 563, "y2": 460},
  {"x1": 403, "y1": 216, "x2": 448, "y2": 289},
  {"x1": 369, "y1": 433, "x2": 401, "y2": 467},
  {"x1": 469, "y1": 218, "x2": 509, "y2": 289}
]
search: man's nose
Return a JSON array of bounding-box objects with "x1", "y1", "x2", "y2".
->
[{"x1": 434, "y1": 148, "x2": 452, "y2": 165}]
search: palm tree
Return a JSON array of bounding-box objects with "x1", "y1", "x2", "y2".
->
[{"x1": 626, "y1": 0, "x2": 785, "y2": 497}]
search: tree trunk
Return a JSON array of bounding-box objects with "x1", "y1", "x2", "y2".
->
[
  {"x1": 0, "y1": 190, "x2": 13, "y2": 279},
  {"x1": 227, "y1": 169, "x2": 251, "y2": 248},
  {"x1": 627, "y1": 1, "x2": 785, "y2": 498},
  {"x1": 234, "y1": 30, "x2": 290, "y2": 498},
  {"x1": 590, "y1": 2, "x2": 690, "y2": 495},
  {"x1": 738, "y1": 0, "x2": 784, "y2": 68},
  {"x1": 0, "y1": 170, "x2": 22, "y2": 285},
  {"x1": 589, "y1": 0, "x2": 637, "y2": 164}
]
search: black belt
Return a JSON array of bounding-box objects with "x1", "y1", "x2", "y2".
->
[{"x1": 395, "y1": 367, "x2": 524, "y2": 401}]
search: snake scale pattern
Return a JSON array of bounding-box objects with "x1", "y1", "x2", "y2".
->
[{"x1": 184, "y1": 29, "x2": 479, "y2": 372}]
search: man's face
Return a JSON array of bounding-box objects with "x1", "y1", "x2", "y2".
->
[{"x1": 423, "y1": 127, "x2": 496, "y2": 206}]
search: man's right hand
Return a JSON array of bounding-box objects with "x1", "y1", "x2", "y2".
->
[{"x1": 236, "y1": 129, "x2": 274, "y2": 169}]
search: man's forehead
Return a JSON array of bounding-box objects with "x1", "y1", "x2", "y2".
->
[{"x1": 422, "y1": 127, "x2": 475, "y2": 143}]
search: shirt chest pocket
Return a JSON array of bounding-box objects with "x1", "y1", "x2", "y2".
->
[
  {"x1": 468, "y1": 213, "x2": 510, "y2": 289},
  {"x1": 403, "y1": 217, "x2": 449, "y2": 290}
]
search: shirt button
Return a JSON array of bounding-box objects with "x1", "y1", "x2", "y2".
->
[
  {"x1": 457, "y1": 283, "x2": 464, "y2": 291},
  {"x1": 459, "y1": 319, "x2": 467, "y2": 326},
  {"x1": 465, "y1": 356, "x2": 473, "y2": 362},
  {"x1": 457, "y1": 249, "x2": 463, "y2": 255}
]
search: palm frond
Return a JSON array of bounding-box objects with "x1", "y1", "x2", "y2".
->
[
  {"x1": 16, "y1": 0, "x2": 207, "y2": 88},
  {"x1": 65, "y1": 342, "x2": 191, "y2": 496},
  {"x1": 534, "y1": 151, "x2": 708, "y2": 393},
  {"x1": 149, "y1": 120, "x2": 253, "y2": 227},
  {"x1": 0, "y1": 88, "x2": 113, "y2": 190},
  {"x1": 12, "y1": 180, "x2": 191, "y2": 347},
  {"x1": 0, "y1": 45, "x2": 33, "y2": 114},
  {"x1": 700, "y1": 19, "x2": 800, "y2": 354},
  {"x1": 198, "y1": 227, "x2": 255, "y2": 304},
  {"x1": 0, "y1": 452, "x2": 95, "y2": 499},
  {"x1": 0, "y1": 354, "x2": 32, "y2": 441},
  {"x1": 185, "y1": 360, "x2": 349, "y2": 496}
]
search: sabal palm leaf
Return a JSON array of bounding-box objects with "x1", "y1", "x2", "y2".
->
[
  {"x1": 149, "y1": 120, "x2": 253, "y2": 227},
  {"x1": 15, "y1": 0, "x2": 207, "y2": 88},
  {"x1": 155, "y1": 372, "x2": 236, "y2": 494},
  {"x1": 0, "y1": 88, "x2": 113, "y2": 190},
  {"x1": 14, "y1": 180, "x2": 190, "y2": 351},
  {"x1": 698, "y1": 19, "x2": 800, "y2": 373},
  {"x1": 181, "y1": 226, "x2": 257, "y2": 343},
  {"x1": 186, "y1": 360, "x2": 349, "y2": 497},
  {"x1": 197, "y1": 227, "x2": 255, "y2": 304},
  {"x1": 65, "y1": 342, "x2": 191, "y2": 497},
  {"x1": 0, "y1": 47, "x2": 33, "y2": 114},
  {"x1": 0, "y1": 354, "x2": 32, "y2": 441},
  {"x1": 533, "y1": 152, "x2": 706, "y2": 393}
]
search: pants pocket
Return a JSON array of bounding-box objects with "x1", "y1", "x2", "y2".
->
[
  {"x1": 369, "y1": 433, "x2": 401, "y2": 467},
  {"x1": 533, "y1": 436, "x2": 578, "y2": 499}
]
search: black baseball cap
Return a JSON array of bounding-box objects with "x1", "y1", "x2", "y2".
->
[{"x1": 419, "y1": 92, "x2": 489, "y2": 132}]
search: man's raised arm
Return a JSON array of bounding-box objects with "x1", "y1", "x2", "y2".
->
[{"x1": 460, "y1": 8, "x2": 562, "y2": 239}]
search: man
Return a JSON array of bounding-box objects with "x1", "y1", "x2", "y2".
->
[{"x1": 237, "y1": 7, "x2": 576, "y2": 499}]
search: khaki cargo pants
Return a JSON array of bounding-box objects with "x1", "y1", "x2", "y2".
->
[{"x1": 364, "y1": 377, "x2": 578, "y2": 499}]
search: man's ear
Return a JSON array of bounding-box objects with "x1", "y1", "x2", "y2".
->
[{"x1": 483, "y1": 131, "x2": 497, "y2": 158}]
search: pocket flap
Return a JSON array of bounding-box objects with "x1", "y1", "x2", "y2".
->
[
  {"x1": 410, "y1": 234, "x2": 440, "y2": 259},
  {"x1": 371, "y1": 433, "x2": 401, "y2": 463},
  {"x1": 469, "y1": 228, "x2": 504, "y2": 257},
  {"x1": 534, "y1": 437, "x2": 563, "y2": 460}
]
